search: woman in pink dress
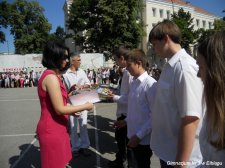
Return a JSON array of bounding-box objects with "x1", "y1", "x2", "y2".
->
[{"x1": 37, "y1": 42, "x2": 93, "y2": 168}]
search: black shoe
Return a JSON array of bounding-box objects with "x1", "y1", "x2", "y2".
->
[
  {"x1": 108, "y1": 160, "x2": 124, "y2": 168},
  {"x1": 72, "y1": 150, "x2": 80, "y2": 157},
  {"x1": 79, "y1": 148, "x2": 91, "y2": 157}
]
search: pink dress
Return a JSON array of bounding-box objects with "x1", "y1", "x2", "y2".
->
[{"x1": 37, "y1": 70, "x2": 72, "y2": 168}]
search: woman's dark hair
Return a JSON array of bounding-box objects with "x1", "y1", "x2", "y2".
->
[
  {"x1": 42, "y1": 41, "x2": 70, "y2": 72},
  {"x1": 197, "y1": 31, "x2": 225, "y2": 149}
]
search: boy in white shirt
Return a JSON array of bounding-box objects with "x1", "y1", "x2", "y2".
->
[
  {"x1": 108, "y1": 47, "x2": 132, "y2": 168},
  {"x1": 115, "y1": 49, "x2": 156, "y2": 168},
  {"x1": 149, "y1": 20, "x2": 203, "y2": 168}
]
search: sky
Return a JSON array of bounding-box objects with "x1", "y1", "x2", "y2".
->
[{"x1": 0, "y1": 0, "x2": 225, "y2": 53}]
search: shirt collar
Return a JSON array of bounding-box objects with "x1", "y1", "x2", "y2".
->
[
  {"x1": 136, "y1": 71, "x2": 148, "y2": 83},
  {"x1": 67, "y1": 68, "x2": 79, "y2": 74},
  {"x1": 167, "y1": 49, "x2": 185, "y2": 67}
]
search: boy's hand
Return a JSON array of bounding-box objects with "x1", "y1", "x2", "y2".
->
[
  {"x1": 127, "y1": 135, "x2": 140, "y2": 148},
  {"x1": 114, "y1": 120, "x2": 126, "y2": 129}
]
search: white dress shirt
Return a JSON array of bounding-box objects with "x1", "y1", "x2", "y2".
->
[
  {"x1": 126, "y1": 71, "x2": 156, "y2": 145},
  {"x1": 113, "y1": 69, "x2": 132, "y2": 117},
  {"x1": 63, "y1": 68, "x2": 90, "y2": 90},
  {"x1": 150, "y1": 49, "x2": 204, "y2": 167}
]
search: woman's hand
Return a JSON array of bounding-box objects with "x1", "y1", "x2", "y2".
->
[{"x1": 84, "y1": 102, "x2": 94, "y2": 111}]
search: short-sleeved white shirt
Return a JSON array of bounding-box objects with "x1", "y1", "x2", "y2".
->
[
  {"x1": 150, "y1": 49, "x2": 204, "y2": 166},
  {"x1": 63, "y1": 68, "x2": 90, "y2": 90},
  {"x1": 126, "y1": 72, "x2": 156, "y2": 145}
]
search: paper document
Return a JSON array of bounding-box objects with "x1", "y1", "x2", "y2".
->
[{"x1": 69, "y1": 89, "x2": 101, "y2": 106}]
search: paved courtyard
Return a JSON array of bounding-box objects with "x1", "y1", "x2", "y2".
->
[{"x1": 0, "y1": 87, "x2": 160, "y2": 168}]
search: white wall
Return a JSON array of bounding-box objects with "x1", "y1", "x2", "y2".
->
[
  {"x1": 0, "y1": 53, "x2": 105, "y2": 72},
  {"x1": 0, "y1": 54, "x2": 43, "y2": 72}
]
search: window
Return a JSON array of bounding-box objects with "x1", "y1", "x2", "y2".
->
[
  {"x1": 208, "y1": 22, "x2": 212, "y2": 29},
  {"x1": 152, "y1": 8, "x2": 156, "y2": 17},
  {"x1": 166, "y1": 10, "x2": 170, "y2": 19},
  {"x1": 196, "y1": 19, "x2": 199, "y2": 27},
  {"x1": 202, "y1": 20, "x2": 206, "y2": 28},
  {"x1": 159, "y1": 9, "x2": 163, "y2": 18}
]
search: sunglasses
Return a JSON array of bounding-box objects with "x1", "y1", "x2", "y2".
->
[{"x1": 63, "y1": 55, "x2": 69, "y2": 60}]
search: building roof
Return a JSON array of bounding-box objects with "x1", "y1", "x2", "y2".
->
[{"x1": 164, "y1": 0, "x2": 216, "y2": 17}]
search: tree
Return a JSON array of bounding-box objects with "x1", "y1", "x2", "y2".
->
[
  {"x1": 67, "y1": 0, "x2": 145, "y2": 60},
  {"x1": 223, "y1": 9, "x2": 225, "y2": 21},
  {"x1": 0, "y1": 1, "x2": 11, "y2": 43},
  {"x1": 171, "y1": 8, "x2": 199, "y2": 54},
  {"x1": 0, "y1": 0, "x2": 51, "y2": 54},
  {"x1": 197, "y1": 19, "x2": 225, "y2": 44},
  {"x1": 48, "y1": 26, "x2": 66, "y2": 44}
]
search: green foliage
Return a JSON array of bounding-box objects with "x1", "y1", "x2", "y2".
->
[
  {"x1": 68, "y1": 0, "x2": 145, "y2": 60},
  {"x1": 213, "y1": 19, "x2": 225, "y2": 31},
  {"x1": 196, "y1": 19, "x2": 225, "y2": 44},
  {"x1": 0, "y1": 1, "x2": 11, "y2": 42},
  {"x1": 0, "y1": 0, "x2": 52, "y2": 54},
  {"x1": 196, "y1": 28, "x2": 214, "y2": 44},
  {"x1": 9, "y1": 0, "x2": 51, "y2": 54},
  {"x1": 171, "y1": 8, "x2": 198, "y2": 54},
  {"x1": 48, "y1": 26, "x2": 66, "y2": 44}
]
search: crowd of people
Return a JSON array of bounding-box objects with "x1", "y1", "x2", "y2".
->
[
  {"x1": 0, "y1": 70, "x2": 42, "y2": 88},
  {"x1": 5, "y1": 19, "x2": 224, "y2": 168},
  {"x1": 0, "y1": 65, "x2": 161, "y2": 90}
]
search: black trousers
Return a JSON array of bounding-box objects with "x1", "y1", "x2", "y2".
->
[
  {"x1": 115, "y1": 114, "x2": 128, "y2": 163},
  {"x1": 132, "y1": 144, "x2": 153, "y2": 168}
]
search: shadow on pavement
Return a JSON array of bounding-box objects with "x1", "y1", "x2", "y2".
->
[{"x1": 9, "y1": 143, "x2": 40, "y2": 168}]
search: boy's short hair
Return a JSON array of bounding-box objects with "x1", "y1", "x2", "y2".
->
[
  {"x1": 149, "y1": 19, "x2": 181, "y2": 44},
  {"x1": 127, "y1": 49, "x2": 148, "y2": 70},
  {"x1": 42, "y1": 41, "x2": 70, "y2": 72},
  {"x1": 113, "y1": 46, "x2": 130, "y2": 60}
]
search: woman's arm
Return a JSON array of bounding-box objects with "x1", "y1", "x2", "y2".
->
[{"x1": 43, "y1": 74, "x2": 93, "y2": 115}]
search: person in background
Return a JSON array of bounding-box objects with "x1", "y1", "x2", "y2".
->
[
  {"x1": 109, "y1": 65, "x2": 119, "y2": 85},
  {"x1": 115, "y1": 49, "x2": 156, "y2": 168},
  {"x1": 36, "y1": 42, "x2": 93, "y2": 168},
  {"x1": 108, "y1": 47, "x2": 132, "y2": 168},
  {"x1": 149, "y1": 20, "x2": 204, "y2": 168},
  {"x1": 197, "y1": 31, "x2": 225, "y2": 165},
  {"x1": 63, "y1": 53, "x2": 92, "y2": 157}
]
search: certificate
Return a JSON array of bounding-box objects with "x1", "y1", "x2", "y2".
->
[{"x1": 69, "y1": 89, "x2": 101, "y2": 106}]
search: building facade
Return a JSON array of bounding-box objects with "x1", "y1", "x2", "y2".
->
[{"x1": 143, "y1": 0, "x2": 219, "y2": 68}]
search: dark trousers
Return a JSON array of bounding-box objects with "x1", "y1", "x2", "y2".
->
[
  {"x1": 115, "y1": 114, "x2": 128, "y2": 163},
  {"x1": 160, "y1": 159, "x2": 174, "y2": 168},
  {"x1": 132, "y1": 144, "x2": 153, "y2": 168}
]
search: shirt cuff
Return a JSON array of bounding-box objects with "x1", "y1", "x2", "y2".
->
[{"x1": 113, "y1": 95, "x2": 120, "y2": 102}]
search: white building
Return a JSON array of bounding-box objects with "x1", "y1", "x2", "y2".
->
[
  {"x1": 142, "y1": 0, "x2": 220, "y2": 67},
  {"x1": 142, "y1": 0, "x2": 219, "y2": 51},
  {"x1": 63, "y1": 0, "x2": 77, "y2": 53}
]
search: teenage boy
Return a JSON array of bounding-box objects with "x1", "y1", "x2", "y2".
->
[
  {"x1": 108, "y1": 47, "x2": 132, "y2": 168},
  {"x1": 149, "y1": 20, "x2": 203, "y2": 168},
  {"x1": 115, "y1": 49, "x2": 156, "y2": 168},
  {"x1": 63, "y1": 53, "x2": 91, "y2": 157}
]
